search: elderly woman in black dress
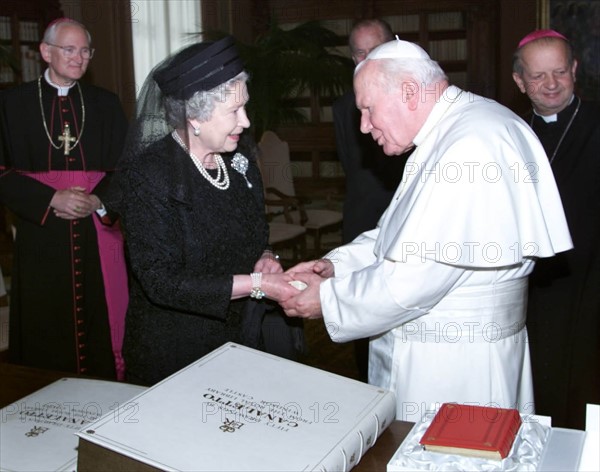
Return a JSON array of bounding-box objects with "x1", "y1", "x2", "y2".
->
[{"x1": 110, "y1": 37, "x2": 301, "y2": 385}]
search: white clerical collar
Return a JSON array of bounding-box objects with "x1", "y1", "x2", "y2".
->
[
  {"x1": 413, "y1": 85, "x2": 464, "y2": 147},
  {"x1": 533, "y1": 95, "x2": 575, "y2": 123},
  {"x1": 44, "y1": 69, "x2": 76, "y2": 96}
]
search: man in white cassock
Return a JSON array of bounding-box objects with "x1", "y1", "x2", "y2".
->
[{"x1": 280, "y1": 39, "x2": 573, "y2": 422}]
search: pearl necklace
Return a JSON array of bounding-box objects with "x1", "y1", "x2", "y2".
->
[
  {"x1": 38, "y1": 76, "x2": 85, "y2": 152},
  {"x1": 171, "y1": 131, "x2": 230, "y2": 190}
]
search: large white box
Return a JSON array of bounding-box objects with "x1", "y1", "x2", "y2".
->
[
  {"x1": 77, "y1": 342, "x2": 396, "y2": 471},
  {"x1": 0, "y1": 377, "x2": 145, "y2": 472}
]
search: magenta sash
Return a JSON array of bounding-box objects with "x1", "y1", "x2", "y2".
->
[{"x1": 24, "y1": 170, "x2": 128, "y2": 380}]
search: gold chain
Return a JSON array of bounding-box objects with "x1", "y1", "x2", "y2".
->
[{"x1": 38, "y1": 76, "x2": 86, "y2": 151}]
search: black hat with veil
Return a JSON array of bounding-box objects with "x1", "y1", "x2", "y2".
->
[
  {"x1": 105, "y1": 35, "x2": 246, "y2": 210},
  {"x1": 123, "y1": 35, "x2": 245, "y2": 158}
]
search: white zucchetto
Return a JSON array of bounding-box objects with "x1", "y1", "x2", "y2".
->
[
  {"x1": 355, "y1": 37, "x2": 431, "y2": 73},
  {"x1": 369, "y1": 37, "x2": 431, "y2": 60}
]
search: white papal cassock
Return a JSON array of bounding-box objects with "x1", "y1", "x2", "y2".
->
[{"x1": 321, "y1": 86, "x2": 573, "y2": 422}]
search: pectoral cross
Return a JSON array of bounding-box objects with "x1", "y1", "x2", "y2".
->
[{"x1": 58, "y1": 122, "x2": 76, "y2": 155}]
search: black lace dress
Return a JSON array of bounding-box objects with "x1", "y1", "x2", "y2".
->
[{"x1": 115, "y1": 134, "x2": 269, "y2": 385}]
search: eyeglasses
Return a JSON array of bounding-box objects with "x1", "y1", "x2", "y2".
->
[{"x1": 46, "y1": 43, "x2": 95, "y2": 59}]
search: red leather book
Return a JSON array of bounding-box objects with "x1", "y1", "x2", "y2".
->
[{"x1": 419, "y1": 403, "x2": 522, "y2": 460}]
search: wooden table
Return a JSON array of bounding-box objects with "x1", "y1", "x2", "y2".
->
[
  {"x1": 355, "y1": 420, "x2": 414, "y2": 471},
  {"x1": 0, "y1": 362, "x2": 72, "y2": 408},
  {"x1": 1, "y1": 362, "x2": 413, "y2": 471}
]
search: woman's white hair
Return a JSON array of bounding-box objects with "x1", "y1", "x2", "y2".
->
[{"x1": 164, "y1": 71, "x2": 249, "y2": 129}]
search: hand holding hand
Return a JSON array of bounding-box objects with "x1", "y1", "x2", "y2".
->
[
  {"x1": 50, "y1": 187, "x2": 102, "y2": 220},
  {"x1": 261, "y1": 273, "x2": 304, "y2": 302},
  {"x1": 280, "y1": 272, "x2": 325, "y2": 319},
  {"x1": 287, "y1": 258, "x2": 334, "y2": 279},
  {"x1": 254, "y1": 251, "x2": 283, "y2": 274}
]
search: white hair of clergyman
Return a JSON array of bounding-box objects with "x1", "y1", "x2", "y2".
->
[
  {"x1": 355, "y1": 38, "x2": 447, "y2": 89},
  {"x1": 164, "y1": 71, "x2": 249, "y2": 129},
  {"x1": 42, "y1": 18, "x2": 92, "y2": 45}
]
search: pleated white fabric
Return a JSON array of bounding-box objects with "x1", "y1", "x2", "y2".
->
[{"x1": 320, "y1": 86, "x2": 572, "y2": 422}]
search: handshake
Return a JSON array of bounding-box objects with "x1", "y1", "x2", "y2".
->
[
  {"x1": 288, "y1": 280, "x2": 309, "y2": 291},
  {"x1": 255, "y1": 259, "x2": 335, "y2": 319}
]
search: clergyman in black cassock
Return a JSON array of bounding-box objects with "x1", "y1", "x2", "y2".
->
[
  {"x1": 513, "y1": 29, "x2": 600, "y2": 429},
  {"x1": 0, "y1": 18, "x2": 128, "y2": 379}
]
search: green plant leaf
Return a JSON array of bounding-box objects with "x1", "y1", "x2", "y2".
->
[
  {"x1": 0, "y1": 45, "x2": 20, "y2": 73},
  {"x1": 190, "y1": 20, "x2": 353, "y2": 139}
]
